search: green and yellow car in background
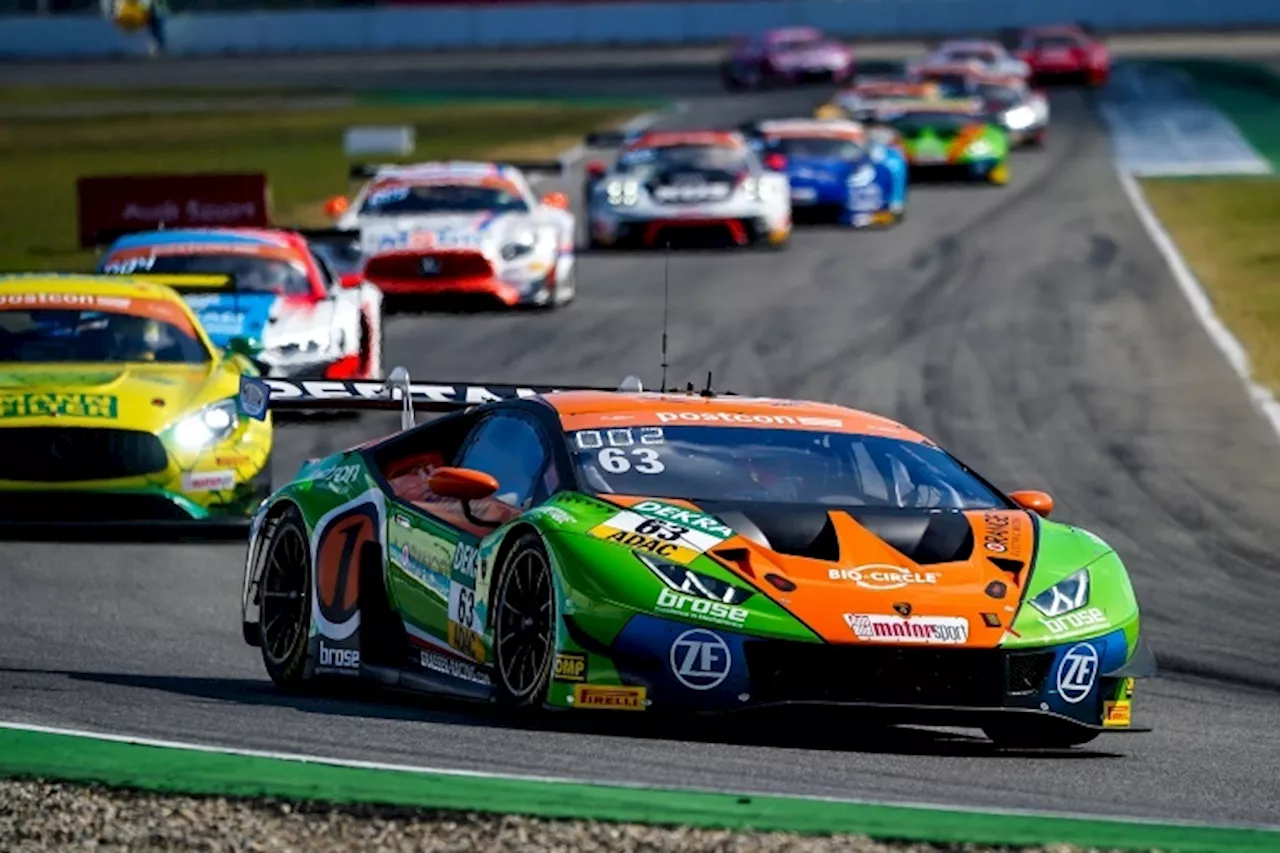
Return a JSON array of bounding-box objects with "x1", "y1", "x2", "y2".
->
[
  {"x1": 869, "y1": 97, "x2": 1011, "y2": 185},
  {"x1": 0, "y1": 274, "x2": 272, "y2": 523}
]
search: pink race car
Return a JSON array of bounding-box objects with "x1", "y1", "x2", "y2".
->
[{"x1": 721, "y1": 27, "x2": 854, "y2": 90}]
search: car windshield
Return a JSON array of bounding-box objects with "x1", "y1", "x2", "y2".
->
[
  {"x1": 975, "y1": 83, "x2": 1021, "y2": 105},
  {"x1": 617, "y1": 144, "x2": 748, "y2": 175},
  {"x1": 770, "y1": 136, "x2": 865, "y2": 160},
  {"x1": 359, "y1": 182, "x2": 528, "y2": 215},
  {"x1": 889, "y1": 112, "x2": 982, "y2": 134},
  {"x1": 0, "y1": 303, "x2": 209, "y2": 364},
  {"x1": 568, "y1": 425, "x2": 1004, "y2": 509},
  {"x1": 101, "y1": 251, "x2": 313, "y2": 297}
]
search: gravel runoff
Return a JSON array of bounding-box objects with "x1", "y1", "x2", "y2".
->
[{"x1": 0, "y1": 780, "x2": 1125, "y2": 853}]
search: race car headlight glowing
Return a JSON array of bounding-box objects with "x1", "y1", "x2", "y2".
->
[
  {"x1": 606, "y1": 179, "x2": 640, "y2": 206},
  {"x1": 1028, "y1": 569, "x2": 1090, "y2": 618},
  {"x1": 173, "y1": 398, "x2": 238, "y2": 450},
  {"x1": 741, "y1": 176, "x2": 764, "y2": 201},
  {"x1": 637, "y1": 553, "x2": 753, "y2": 605},
  {"x1": 1003, "y1": 106, "x2": 1036, "y2": 130},
  {"x1": 967, "y1": 139, "x2": 996, "y2": 157},
  {"x1": 500, "y1": 229, "x2": 537, "y2": 261}
]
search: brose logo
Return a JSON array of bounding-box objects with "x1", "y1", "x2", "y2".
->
[
  {"x1": 657, "y1": 587, "x2": 748, "y2": 626},
  {"x1": 319, "y1": 641, "x2": 360, "y2": 670},
  {"x1": 1040, "y1": 606, "x2": 1107, "y2": 636},
  {"x1": 554, "y1": 652, "x2": 587, "y2": 682}
]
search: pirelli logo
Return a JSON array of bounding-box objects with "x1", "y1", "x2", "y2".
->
[{"x1": 573, "y1": 684, "x2": 646, "y2": 711}]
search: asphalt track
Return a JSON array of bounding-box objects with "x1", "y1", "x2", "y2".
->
[{"x1": 4, "y1": 41, "x2": 1280, "y2": 828}]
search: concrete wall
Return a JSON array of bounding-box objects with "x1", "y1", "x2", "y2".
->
[{"x1": 5, "y1": 0, "x2": 1280, "y2": 59}]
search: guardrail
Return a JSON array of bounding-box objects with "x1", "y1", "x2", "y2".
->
[{"x1": 5, "y1": 0, "x2": 1280, "y2": 59}]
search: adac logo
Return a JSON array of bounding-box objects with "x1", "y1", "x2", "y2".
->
[{"x1": 314, "y1": 503, "x2": 378, "y2": 626}]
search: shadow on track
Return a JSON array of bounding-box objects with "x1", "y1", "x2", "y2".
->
[{"x1": 2, "y1": 666, "x2": 1123, "y2": 761}]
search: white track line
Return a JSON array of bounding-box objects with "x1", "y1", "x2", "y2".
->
[
  {"x1": 3, "y1": 720, "x2": 1278, "y2": 832},
  {"x1": 1116, "y1": 170, "x2": 1280, "y2": 443}
]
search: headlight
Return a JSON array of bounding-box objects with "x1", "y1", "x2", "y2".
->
[
  {"x1": 637, "y1": 553, "x2": 753, "y2": 605},
  {"x1": 173, "y1": 399, "x2": 239, "y2": 450},
  {"x1": 1003, "y1": 106, "x2": 1036, "y2": 130},
  {"x1": 967, "y1": 139, "x2": 995, "y2": 157},
  {"x1": 847, "y1": 164, "x2": 876, "y2": 188},
  {"x1": 741, "y1": 176, "x2": 763, "y2": 201},
  {"x1": 1028, "y1": 569, "x2": 1090, "y2": 617},
  {"x1": 606, "y1": 179, "x2": 640, "y2": 207},
  {"x1": 500, "y1": 228, "x2": 537, "y2": 261}
]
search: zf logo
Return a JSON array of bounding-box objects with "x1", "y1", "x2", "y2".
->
[
  {"x1": 669, "y1": 629, "x2": 731, "y2": 691},
  {"x1": 452, "y1": 542, "x2": 480, "y2": 582},
  {"x1": 1056, "y1": 643, "x2": 1099, "y2": 704}
]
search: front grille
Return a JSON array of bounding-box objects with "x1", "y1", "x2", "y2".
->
[
  {"x1": 364, "y1": 251, "x2": 493, "y2": 281},
  {"x1": 746, "y1": 642, "x2": 1038, "y2": 707},
  {"x1": 0, "y1": 491, "x2": 194, "y2": 522},
  {"x1": 1006, "y1": 650, "x2": 1056, "y2": 695},
  {"x1": 0, "y1": 428, "x2": 168, "y2": 482}
]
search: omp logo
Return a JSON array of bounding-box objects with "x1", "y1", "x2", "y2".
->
[
  {"x1": 657, "y1": 588, "x2": 748, "y2": 626},
  {"x1": 553, "y1": 653, "x2": 587, "y2": 682},
  {"x1": 655, "y1": 411, "x2": 842, "y2": 428},
  {"x1": 319, "y1": 642, "x2": 360, "y2": 669}
]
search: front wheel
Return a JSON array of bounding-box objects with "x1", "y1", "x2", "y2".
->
[
  {"x1": 492, "y1": 533, "x2": 557, "y2": 709},
  {"x1": 257, "y1": 505, "x2": 312, "y2": 691},
  {"x1": 983, "y1": 719, "x2": 1099, "y2": 749}
]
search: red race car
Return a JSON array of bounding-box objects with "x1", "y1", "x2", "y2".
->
[{"x1": 1009, "y1": 24, "x2": 1110, "y2": 87}]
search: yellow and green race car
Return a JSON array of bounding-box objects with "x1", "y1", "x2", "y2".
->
[{"x1": 0, "y1": 274, "x2": 273, "y2": 524}]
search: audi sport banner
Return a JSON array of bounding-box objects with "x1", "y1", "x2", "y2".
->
[{"x1": 76, "y1": 173, "x2": 270, "y2": 248}]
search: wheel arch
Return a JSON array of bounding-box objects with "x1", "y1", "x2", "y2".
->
[{"x1": 242, "y1": 496, "x2": 307, "y2": 646}]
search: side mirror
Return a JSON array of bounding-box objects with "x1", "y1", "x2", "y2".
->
[
  {"x1": 324, "y1": 195, "x2": 350, "y2": 218},
  {"x1": 428, "y1": 466, "x2": 499, "y2": 501},
  {"x1": 339, "y1": 272, "x2": 364, "y2": 289},
  {"x1": 1010, "y1": 490, "x2": 1054, "y2": 517},
  {"x1": 541, "y1": 191, "x2": 570, "y2": 210},
  {"x1": 585, "y1": 160, "x2": 608, "y2": 178},
  {"x1": 224, "y1": 336, "x2": 262, "y2": 359}
]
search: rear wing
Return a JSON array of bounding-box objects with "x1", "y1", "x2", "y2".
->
[
  {"x1": 238, "y1": 366, "x2": 644, "y2": 430},
  {"x1": 122, "y1": 272, "x2": 237, "y2": 293}
]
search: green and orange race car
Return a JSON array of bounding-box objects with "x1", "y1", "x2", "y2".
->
[
  {"x1": 238, "y1": 368, "x2": 1153, "y2": 747},
  {"x1": 869, "y1": 97, "x2": 1011, "y2": 184}
]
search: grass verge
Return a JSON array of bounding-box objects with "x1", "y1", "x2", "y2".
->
[
  {"x1": 0, "y1": 90, "x2": 641, "y2": 273},
  {"x1": 1141, "y1": 175, "x2": 1280, "y2": 393},
  {"x1": 0, "y1": 725, "x2": 1277, "y2": 852}
]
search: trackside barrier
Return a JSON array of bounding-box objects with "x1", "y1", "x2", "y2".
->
[{"x1": 6, "y1": 0, "x2": 1280, "y2": 59}]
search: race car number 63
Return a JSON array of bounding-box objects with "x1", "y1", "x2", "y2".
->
[{"x1": 598, "y1": 447, "x2": 665, "y2": 474}]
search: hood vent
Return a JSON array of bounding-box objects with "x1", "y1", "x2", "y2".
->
[{"x1": 697, "y1": 502, "x2": 974, "y2": 565}]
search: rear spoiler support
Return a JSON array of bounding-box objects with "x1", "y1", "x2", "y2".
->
[{"x1": 237, "y1": 367, "x2": 646, "y2": 428}]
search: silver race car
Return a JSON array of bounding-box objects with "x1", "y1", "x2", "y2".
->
[
  {"x1": 583, "y1": 130, "x2": 792, "y2": 250},
  {"x1": 326, "y1": 161, "x2": 577, "y2": 308}
]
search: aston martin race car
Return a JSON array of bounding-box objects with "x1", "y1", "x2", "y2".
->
[
  {"x1": 0, "y1": 274, "x2": 272, "y2": 523},
  {"x1": 98, "y1": 228, "x2": 384, "y2": 380},
  {"x1": 741, "y1": 119, "x2": 906, "y2": 227},
  {"x1": 325, "y1": 161, "x2": 576, "y2": 308},
  {"x1": 870, "y1": 99, "x2": 1010, "y2": 184},
  {"x1": 583, "y1": 130, "x2": 792, "y2": 249},
  {"x1": 238, "y1": 368, "x2": 1153, "y2": 746}
]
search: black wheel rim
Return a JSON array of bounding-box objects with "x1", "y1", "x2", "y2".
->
[
  {"x1": 496, "y1": 546, "x2": 554, "y2": 699},
  {"x1": 260, "y1": 523, "x2": 308, "y2": 665}
]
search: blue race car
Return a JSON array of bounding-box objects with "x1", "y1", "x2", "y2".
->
[{"x1": 743, "y1": 119, "x2": 907, "y2": 227}]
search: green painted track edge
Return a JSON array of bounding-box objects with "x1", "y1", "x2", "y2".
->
[{"x1": 0, "y1": 727, "x2": 1277, "y2": 851}]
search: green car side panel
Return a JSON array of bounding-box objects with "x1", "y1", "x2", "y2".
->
[{"x1": 1004, "y1": 518, "x2": 1140, "y2": 655}]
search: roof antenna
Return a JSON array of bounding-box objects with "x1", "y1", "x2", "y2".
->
[
  {"x1": 660, "y1": 240, "x2": 671, "y2": 393},
  {"x1": 701, "y1": 371, "x2": 715, "y2": 397}
]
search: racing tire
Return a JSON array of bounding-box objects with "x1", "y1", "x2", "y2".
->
[
  {"x1": 491, "y1": 532, "x2": 557, "y2": 710},
  {"x1": 257, "y1": 504, "x2": 312, "y2": 691},
  {"x1": 983, "y1": 720, "x2": 1100, "y2": 749}
]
